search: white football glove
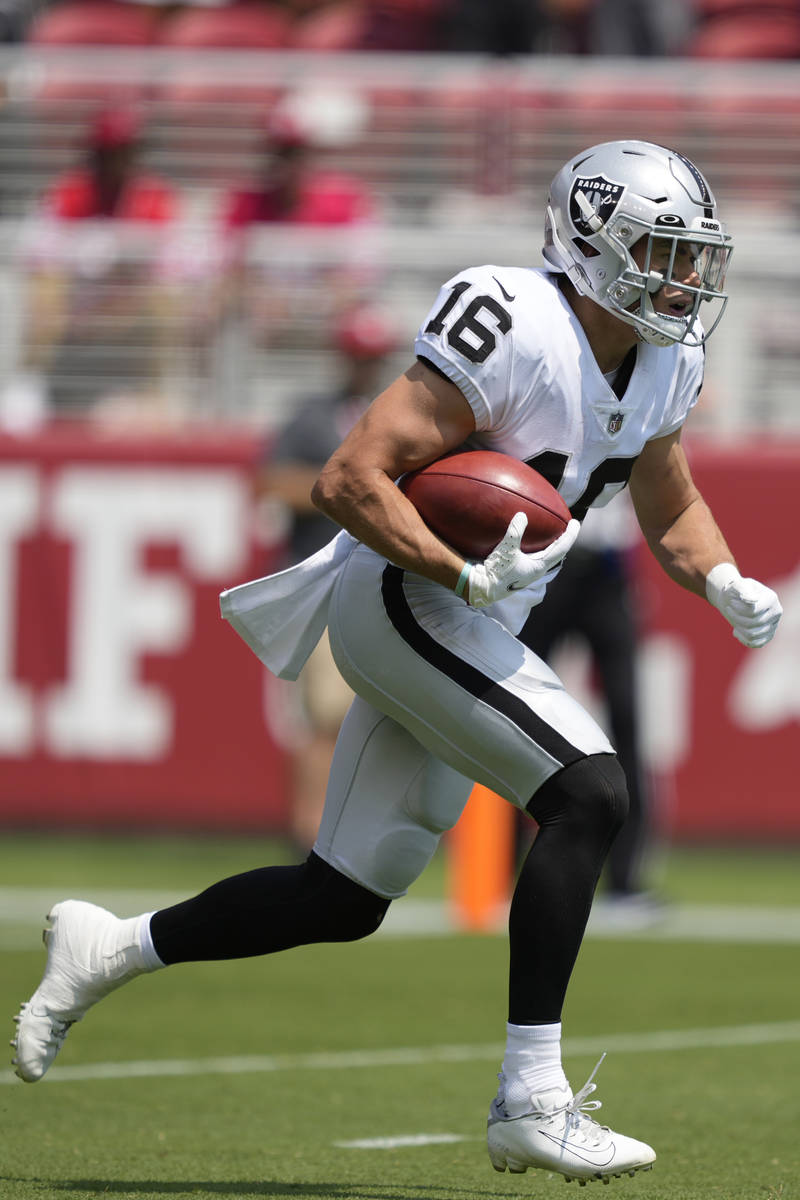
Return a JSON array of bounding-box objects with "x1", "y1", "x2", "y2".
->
[
  {"x1": 466, "y1": 512, "x2": 581, "y2": 609},
  {"x1": 705, "y1": 562, "x2": 782, "y2": 648}
]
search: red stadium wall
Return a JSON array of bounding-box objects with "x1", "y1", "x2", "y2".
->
[
  {"x1": 0, "y1": 429, "x2": 796, "y2": 838},
  {"x1": 0, "y1": 425, "x2": 288, "y2": 831},
  {"x1": 636, "y1": 437, "x2": 799, "y2": 840}
]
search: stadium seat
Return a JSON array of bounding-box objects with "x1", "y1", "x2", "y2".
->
[
  {"x1": 27, "y1": 1, "x2": 160, "y2": 46},
  {"x1": 690, "y1": 14, "x2": 800, "y2": 59},
  {"x1": 154, "y1": 3, "x2": 290, "y2": 120},
  {"x1": 289, "y1": 1, "x2": 367, "y2": 50},
  {"x1": 687, "y1": 0, "x2": 800, "y2": 58},
  {"x1": 26, "y1": 2, "x2": 159, "y2": 106},
  {"x1": 553, "y1": 83, "x2": 689, "y2": 146},
  {"x1": 700, "y1": 89, "x2": 800, "y2": 210},
  {"x1": 290, "y1": 0, "x2": 448, "y2": 52},
  {"x1": 692, "y1": 0, "x2": 789, "y2": 15},
  {"x1": 155, "y1": 3, "x2": 291, "y2": 49}
]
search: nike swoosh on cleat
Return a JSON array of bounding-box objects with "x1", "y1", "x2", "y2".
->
[
  {"x1": 493, "y1": 276, "x2": 515, "y2": 303},
  {"x1": 538, "y1": 1131, "x2": 617, "y2": 1168}
]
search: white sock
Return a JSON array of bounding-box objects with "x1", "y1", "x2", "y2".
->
[
  {"x1": 501, "y1": 1021, "x2": 570, "y2": 1115},
  {"x1": 134, "y1": 913, "x2": 166, "y2": 971}
]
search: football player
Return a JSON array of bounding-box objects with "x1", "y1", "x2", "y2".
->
[{"x1": 12, "y1": 141, "x2": 781, "y2": 1185}]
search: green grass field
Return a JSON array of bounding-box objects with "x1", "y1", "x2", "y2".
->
[{"x1": 1, "y1": 834, "x2": 799, "y2": 1200}]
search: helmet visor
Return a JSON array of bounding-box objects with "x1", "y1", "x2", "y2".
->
[
  {"x1": 642, "y1": 231, "x2": 731, "y2": 301},
  {"x1": 693, "y1": 240, "x2": 730, "y2": 295}
]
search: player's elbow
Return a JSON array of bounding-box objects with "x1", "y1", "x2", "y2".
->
[
  {"x1": 313, "y1": 454, "x2": 386, "y2": 530},
  {"x1": 310, "y1": 470, "x2": 332, "y2": 518},
  {"x1": 311, "y1": 459, "x2": 348, "y2": 521}
]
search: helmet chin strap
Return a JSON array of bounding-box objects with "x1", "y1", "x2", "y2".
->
[{"x1": 636, "y1": 294, "x2": 684, "y2": 346}]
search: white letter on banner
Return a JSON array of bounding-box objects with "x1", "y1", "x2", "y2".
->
[
  {"x1": 639, "y1": 632, "x2": 693, "y2": 773},
  {"x1": 44, "y1": 467, "x2": 248, "y2": 758},
  {"x1": 0, "y1": 466, "x2": 39, "y2": 752}
]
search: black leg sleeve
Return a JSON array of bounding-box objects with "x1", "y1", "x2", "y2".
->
[
  {"x1": 508, "y1": 753, "x2": 628, "y2": 1025},
  {"x1": 149, "y1": 852, "x2": 391, "y2": 966}
]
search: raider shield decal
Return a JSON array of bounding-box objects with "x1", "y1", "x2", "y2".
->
[{"x1": 570, "y1": 174, "x2": 626, "y2": 235}]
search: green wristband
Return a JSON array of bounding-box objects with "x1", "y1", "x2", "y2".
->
[{"x1": 454, "y1": 562, "x2": 471, "y2": 598}]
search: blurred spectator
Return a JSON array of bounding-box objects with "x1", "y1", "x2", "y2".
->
[
  {"x1": 589, "y1": 0, "x2": 694, "y2": 56},
  {"x1": 0, "y1": 0, "x2": 47, "y2": 41},
  {"x1": 6, "y1": 105, "x2": 181, "y2": 426},
  {"x1": 443, "y1": 0, "x2": 693, "y2": 55},
  {"x1": 517, "y1": 497, "x2": 661, "y2": 921},
  {"x1": 547, "y1": 0, "x2": 694, "y2": 56},
  {"x1": 441, "y1": 0, "x2": 538, "y2": 53},
  {"x1": 357, "y1": 0, "x2": 450, "y2": 50},
  {"x1": 215, "y1": 102, "x2": 382, "y2": 355},
  {"x1": 43, "y1": 107, "x2": 173, "y2": 222},
  {"x1": 260, "y1": 303, "x2": 399, "y2": 849},
  {"x1": 221, "y1": 109, "x2": 374, "y2": 233}
]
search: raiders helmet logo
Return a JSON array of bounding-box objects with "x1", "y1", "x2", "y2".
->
[{"x1": 570, "y1": 174, "x2": 626, "y2": 235}]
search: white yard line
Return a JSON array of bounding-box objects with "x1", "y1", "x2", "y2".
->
[
  {"x1": 334, "y1": 1134, "x2": 467, "y2": 1150},
  {"x1": 2, "y1": 888, "x2": 800, "y2": 943},
  {"x1": 4, "y1": 1019, "x2": 800, "y2": 1086},
  {"x1": 0, "y1": 888, "x2": 190, "y2": 921}
]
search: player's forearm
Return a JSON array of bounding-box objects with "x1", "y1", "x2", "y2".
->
[
  {"x1": 312, "y1": 462, "x2": 465, "y2": 589},
  {"x1": 642, "y1": 494, "x2": 737, "y2": 598}
]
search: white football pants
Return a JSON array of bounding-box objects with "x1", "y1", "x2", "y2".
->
[{"x1": 314, "y1": 544, "x2": 613, "y2": 898}]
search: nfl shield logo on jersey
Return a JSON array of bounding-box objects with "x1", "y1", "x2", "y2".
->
[
  {"x1": 607, "y1": 411, "x2": 625, "y2": 435},
  {"x1": 570, "y1": 174, "x2": 626, "y2": 236}
]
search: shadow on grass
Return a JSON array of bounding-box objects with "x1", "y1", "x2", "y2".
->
[{"x1": 9, "y1": 1182, "x2": 512, "y2": 1200}]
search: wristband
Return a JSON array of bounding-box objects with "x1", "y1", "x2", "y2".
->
[
  {"x1": 705, "y1": 561, "x2": 739, "y2": 608},
  {"x1": 454, "y1": 562, "x2": 472, "y2": 598}
]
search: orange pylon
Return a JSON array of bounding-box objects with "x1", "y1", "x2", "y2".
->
[{"x1": 448, "y1": 783, "x2": 515, "y2": 931}]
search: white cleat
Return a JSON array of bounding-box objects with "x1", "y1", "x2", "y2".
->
[
  {"x1": 487, "y1": 1055, "x2": 656, "y2": 1184},
  {"x1": 11, "y1": 900, "x2": 150, "y2": 1082}
]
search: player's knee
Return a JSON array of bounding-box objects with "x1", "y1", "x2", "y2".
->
[
  {"x1": 306, "y1": 853, "x2": 391, "y2": 943},
  {"x1": 526, "y1": 753, "x2": 629, "y2": 837},
  {"x1": 371, "y1": 826, "x2": 440, "y2": 895}
]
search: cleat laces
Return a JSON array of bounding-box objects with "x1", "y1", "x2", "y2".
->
[
  {"x1": 561, "y1": 1053, "x2": 608, "y2": 1147},
  {"x1": 48, "y1": 1016, "x2": 74, "y2": 1048}
]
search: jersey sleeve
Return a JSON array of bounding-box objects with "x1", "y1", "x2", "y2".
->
[{"x1": 414, "y1": 266, "x2": 517, "y2": 432}]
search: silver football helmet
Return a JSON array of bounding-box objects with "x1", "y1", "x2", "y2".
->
[{"x1": 543, "y1": 140, "x2": 732, "y2": 347}]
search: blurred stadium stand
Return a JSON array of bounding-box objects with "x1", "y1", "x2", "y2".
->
[
  {"x1": 690, "y1": 0, "x2": 800, "y2": 61},
  {"x1": 0, "y1": 48, "x2": 797, "y2": 432},
  {"x1": 26, "y1": 1, "x2": 162, "y2": 47}
]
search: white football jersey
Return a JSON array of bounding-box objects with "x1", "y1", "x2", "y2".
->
[{"x1": 414, "y1": 265, "x2": 704, "y2": 521}]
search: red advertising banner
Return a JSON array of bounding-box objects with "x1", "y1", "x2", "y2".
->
[
  {"x1": 0, "y1": 424, "x2": 289, "y2": 831},
  {"x1": 0, "y1": 429, "x2": 796, "y2": 839},
  {"x1": 637, "y1": 437, "x2": 798, "y2": 840}
]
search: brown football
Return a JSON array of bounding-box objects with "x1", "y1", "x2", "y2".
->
[{"x1": 399, "y1": 450, "x2": 571, "y2": 560}]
